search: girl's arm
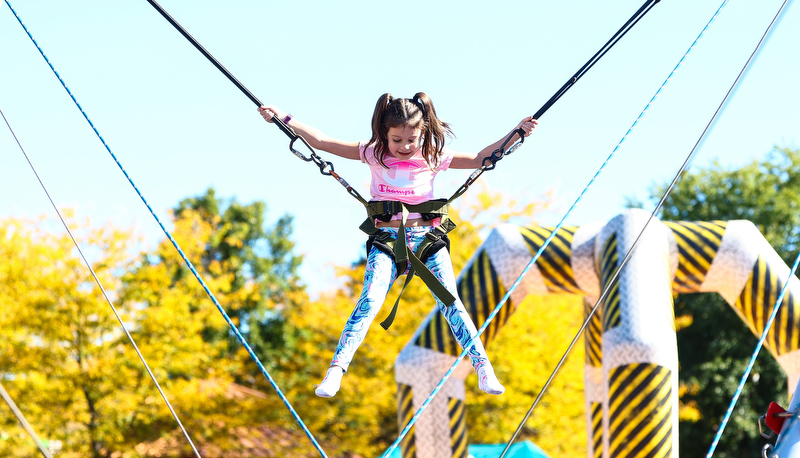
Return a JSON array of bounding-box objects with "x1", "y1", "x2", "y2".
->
[
  {"x1": 258, "y1": 105, "x2": 361, "y2": 160},
  {"x1": 449, "y1": 117, "x2": 538, "y2": 169}
]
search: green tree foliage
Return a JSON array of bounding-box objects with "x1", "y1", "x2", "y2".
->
[
  {"x1": 119, "y1": 188, "x2": 321, "y2": 454},
  {"x1": 169, "y1": 188, "x2": 304, "y2": 361},
  {"x1": 633, "y1": 147, "x2": 800, "y2": 457}
]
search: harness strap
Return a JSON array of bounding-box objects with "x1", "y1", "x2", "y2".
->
[
  {"x1": 360, "y1": 199, "x2": 455, "y2": 236},
  {"x1": 379, "y1": 224, "x2": 456, "y2": 330},
  {"x1": 360, "y1": 199, "x2": 457, "y2": 330}
]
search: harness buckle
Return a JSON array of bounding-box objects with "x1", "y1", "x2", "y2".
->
[
  {"x1": 425, "y1": 226, "x2": 447, "y2": 242},
  {"x1": 383, "y1": 201, "x2": 401, "y2": 215}
]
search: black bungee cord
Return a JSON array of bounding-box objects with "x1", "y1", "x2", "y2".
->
[
  {"x1": 146, "y1": 0, "x2": 367, "y2": 206},
  {"x1": 145, "y1": 0, "x2": 661, "y2": 206},
  {"x1": 532, "y1": 0, "x2": 661, "y2": 120},
  {"x1": 450, "y1": 0, "x2": 661, "y2": 201}
]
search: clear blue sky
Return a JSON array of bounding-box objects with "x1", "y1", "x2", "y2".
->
[{"x1": 1, "y1": 0, "x2": 797, "y2": 295}]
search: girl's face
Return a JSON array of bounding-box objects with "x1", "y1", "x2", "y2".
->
[{"x1": 387, "y1": 125, "x2": 422, "y2": 159}]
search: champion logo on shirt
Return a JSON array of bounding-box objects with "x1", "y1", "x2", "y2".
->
[{"x1": 378, "y1": 185, "x2": 416, "y2": 196}]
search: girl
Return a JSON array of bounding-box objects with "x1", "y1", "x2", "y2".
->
[{"x1": 259, "y1": 93, "x2": 537, "y2": 398}]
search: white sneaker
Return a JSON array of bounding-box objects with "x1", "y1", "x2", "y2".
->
[
  {"x1": 314, "y1": 366, "x2": 344, "y2": 398},
  {"x1": 477, "y1": 365, "x2": 505, "y2": 395}
]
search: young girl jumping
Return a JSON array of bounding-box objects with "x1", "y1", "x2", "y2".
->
[{"x1": 259, "y1": 93, "x2": 537, "y2": 398}]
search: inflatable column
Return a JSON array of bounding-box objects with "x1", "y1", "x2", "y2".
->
[{"x1": 595, "y1": 210, "x2": 678, "y2": 458}]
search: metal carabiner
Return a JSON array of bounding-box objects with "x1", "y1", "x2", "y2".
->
[
  {"x1": 289, "y1": 137, "x2": 313, "y2": 162},
  {"x1": 505, "y1": 138, "x2": 524, "y2": 156},
  {"x1": 499, "y1": 128, "x2": 526, "y2": 157},
  {"x1": 481, "y1": 148, "x2": 504, "y2": 170},
  {"x1": 481, "y1": 128, "x2": 526, "y2": 170},
  {"x1": 312, "y1": 154, "x2": 335, "y2": 176}
]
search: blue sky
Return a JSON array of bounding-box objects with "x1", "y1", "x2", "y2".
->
[{"x1": 1, "y1": 0, "x2": 797, "y2": 295}]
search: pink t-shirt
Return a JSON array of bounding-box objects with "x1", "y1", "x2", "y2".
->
[{"x1": 359, "y1": 142, "x2": 454, "y2": 220}]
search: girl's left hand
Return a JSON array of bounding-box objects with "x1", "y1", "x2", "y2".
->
[{"x1": 517, "y1": 116, "x2": 539, "y2": 137}]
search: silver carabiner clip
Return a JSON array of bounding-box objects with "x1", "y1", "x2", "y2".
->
[
  {"x1": 506, "y1": 139, "x2": 524, "y2": 156},
  {"x1": 289, "y1": 137, "x2": 313, "y2": 162}
]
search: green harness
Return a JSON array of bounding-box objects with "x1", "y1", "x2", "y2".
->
[{"x1": 359, "y1": 199, "x2": 457, "y2": 330}]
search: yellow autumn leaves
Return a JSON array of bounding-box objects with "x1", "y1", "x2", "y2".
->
[{"x1": 0, "y1": 186, "x2": 588, "y2": 457}]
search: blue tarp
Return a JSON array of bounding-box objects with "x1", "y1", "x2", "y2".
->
[
  {"x1": 385, "y1": 440, "x2": 549, "y2": 458},
  {"x1": 467, "y1": 441, "x2": 550, "y2": 458}
]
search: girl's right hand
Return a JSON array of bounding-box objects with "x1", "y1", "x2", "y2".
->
[{"x1": 258, "y1": 105, "x2": 286, "y2": 123}]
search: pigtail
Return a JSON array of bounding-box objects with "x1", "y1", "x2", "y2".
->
[
  {"x1": 413, "y1": 92, "x2": 453, "y2": 169},
  {"x1": 368, "y1": 93, "x2": 393, "y2": 167}
]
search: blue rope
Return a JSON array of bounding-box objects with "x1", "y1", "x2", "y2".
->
[
  {"x1": 706, "y1": 254, "x2": 800, "y2": 458},
  {"x1": 720, "y1": 255, "x2": 800, "y2": 446},
  {"x1": 1, "y1": 107, "x2": 201, "y2": 458},
  {"x1": 381, "y1": 1, "x2": 731, "y2": 456},
  {"x1": 4, "y1": 3, "x2": 328, "y2": 456},
  {"x1": 703, "y1": 3, "x2": 796, "y2": 453}
]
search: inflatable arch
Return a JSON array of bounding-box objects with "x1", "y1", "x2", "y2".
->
[{"x1": 394, "y1": 208, "x2": 800, "y2": 458}]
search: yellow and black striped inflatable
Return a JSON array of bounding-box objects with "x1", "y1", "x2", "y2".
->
[{"x1": 395, "y1": 209, "x2": 800, "y2": 458}]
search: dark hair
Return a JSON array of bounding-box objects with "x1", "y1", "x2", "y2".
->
[{"x1": 366, "y1": 92, "x2": 454, "y2": 169}]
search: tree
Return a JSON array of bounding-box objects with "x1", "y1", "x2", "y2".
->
[
  {"x1": 632, "y1": 147, "x2": 800, "y2": 457},
  {"x1": 169, "y1": 188, "x2": 304, "y2": 361},
  {"x1": 0, "y1": 214, "x2": 141, "y2": 457},
  {"x1": 119, "y1": 189, "x2": 319, "y2": 455}
]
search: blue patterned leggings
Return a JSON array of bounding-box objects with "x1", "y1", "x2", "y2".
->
[{"x1": 330, "y1": 226, "x2": 491, "y2": 372}]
